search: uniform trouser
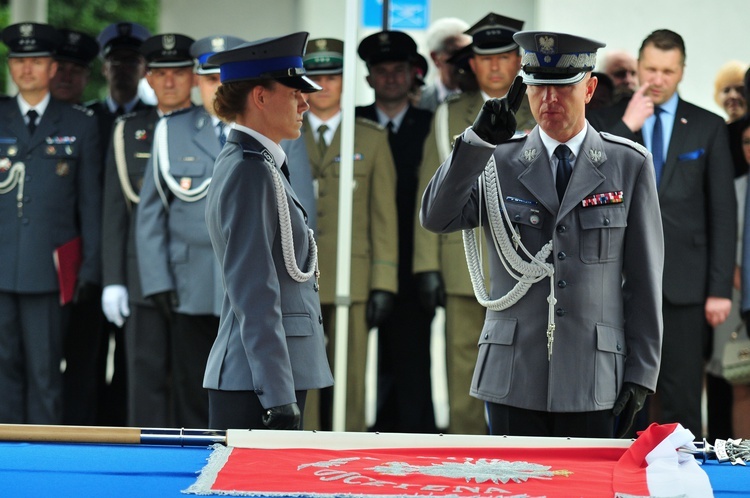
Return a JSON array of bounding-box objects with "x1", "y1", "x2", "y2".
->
[
  {"x1": 445, "y1": 294, "x2": 488, "y2": 434},
  {"x1": 125, "y1": 304, "x2": 172, "y2": 427},
  {"x1": 651, "y1": 301, "x2": 706, "y2": 438},
  {"x1": 372, "y1": 290, "x2": 436, "y2": 433},
  {"x1": 487, "y1": 403, "x2": 615, "y2": 438},
  {"x1": 171, "y1": 313, "x2": 218, "y2": 429},
  {"x1": 305, "y1": 302, "x2": 368, "y2": 431},
  {"x1": 63, "y1": 289, "x2": 104, "y2": 425},
  {"x1": 96, "y1": 318, "x2": 127, "y2": 426},
  {"x1": 0, "y1": 291, "x2": 64, "y2": 423},
  {"x1": 208, "y1": 389, "x2": 307, "y2": 430}
]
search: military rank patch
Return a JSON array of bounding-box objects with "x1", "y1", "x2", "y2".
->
[{"x1": 581, "y1": 190, "x2": 623, "y2": 207}]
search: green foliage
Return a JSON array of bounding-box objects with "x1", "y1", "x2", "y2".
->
[
  {"x1": 0, "y1": 1, "x2": 158, "y2": 101},
  {"x1": 49, "y1": 0, "x2": 159, "y2": 102}
]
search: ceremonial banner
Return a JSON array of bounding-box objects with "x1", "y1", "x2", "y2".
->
[{"x1": 185, "y1": 424, "x2": 713, "y2": 497}]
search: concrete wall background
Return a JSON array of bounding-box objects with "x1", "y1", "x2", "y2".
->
[{"x1": 158, "y1": 0, "x2": 750, "y2": 118}]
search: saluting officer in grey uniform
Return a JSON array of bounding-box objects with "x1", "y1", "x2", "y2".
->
[
  {"x1": 0, "y1": 23, "x2": 101, "y2": 424},
  {"x1": 135, "y1": 35, "x2": 244, "y2": 428},
  {"x1": 413, "y1": 13, "x2": 535, "y2": 435},
  {"x1": 101, "y1": 33, "x2": 195, "y2": 427},
  {"x1": 421, "y1": 31, "x2": 664, "y2": 438}
]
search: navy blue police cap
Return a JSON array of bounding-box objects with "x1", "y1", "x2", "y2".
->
[
  {"x1": 207, "y1": 32, "x2": 321, "y2": 93},
  {"x1": 514, "y1": 31, "x2": 606, "y2": 85},
  {"x1": 304, "y1": 38, "x2": 344, "y2": 75},
  {"x1": 97, "y1": 22, "x2": 150, "y2": 58},
  {"x1": 1, "y1": 22, "x2": 62, "y2": 58},
  {"x1": 140, "y1": 33, "x2": 195, "y2": 68},
  {"x1": 465, "y1": 13, "x2": 524, "y2": 55},
  {"x1": 56, "y1": 29, "x2": 99, "y2": 67},
  {"x1": 357, "y1": 30, "x2": 418, "y2": 66},
  {"x1": 191, "y1": 35, "x2": 246, "y2": 75}
]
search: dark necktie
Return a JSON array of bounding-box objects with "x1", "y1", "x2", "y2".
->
[
  {"x1": 651, "y1": 106, "x2": 665, "y2": 185},
  {"x1": 216, "y1": 121, "x2": 226, "y2": 147},
  {"x1": 281, "y1": 161, "x2": 291, "y2": 182},
  {"x1": 554, "y1": 144, "x2": 573, "y2": 201},
  {"x1": 26, "y1": 109, "x2": 38, "y2": 136},
  {"x1": 317, "y1": 124, "x2": 328, "y2": 158},
  {"x1": 115, "y1": 106, "x2": 126, "y2": 116},
  {"x1": 386, "y1": 121, "x2": 395, "y2": 136}
]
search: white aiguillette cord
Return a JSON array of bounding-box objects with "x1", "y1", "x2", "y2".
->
[
  {"x1": 266, "y1": 162, "x2": 319, "y2": 284},
  {"x1": 0, "y1": 161, "x2": 25, "y2": 216},
  {"x1": 462, "y1": 155, "x2": 558, "y2": 360},
  {"x1": 152, "y1": 118, "x2": 213, "y2": 210}
]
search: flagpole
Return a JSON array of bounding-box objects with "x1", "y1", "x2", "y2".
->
[
  {"x1": 0, "y1": 424, "x2": 226, "y2": 446},
  {"x1": 331, "y1": 0, "x2": 360, "y2": 432}
]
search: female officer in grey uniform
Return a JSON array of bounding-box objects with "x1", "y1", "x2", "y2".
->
[{"x1": 204, "y1": 32, "x2": 333, "y2": 430}]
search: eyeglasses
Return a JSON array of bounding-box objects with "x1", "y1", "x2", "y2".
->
[{"x1": 611, "y1": 69, "x2": 636, "y2": 79}]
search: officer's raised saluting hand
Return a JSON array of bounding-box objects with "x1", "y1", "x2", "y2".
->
[{"x1": 471, "y1": 75, "x2": 527, "y2": 145}]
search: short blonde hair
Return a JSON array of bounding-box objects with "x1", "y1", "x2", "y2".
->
[{"x1": 713, "y1": 60, "x2": 748, "y2": 106}]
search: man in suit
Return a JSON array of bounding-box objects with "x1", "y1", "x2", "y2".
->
[
  {"x1": 412, "y1": 12, "x2": 535, "y2": 435},
  {"x1": 588, "y1": 30, "x2": 735, "y2": 438},
  {"x1": 416, "y1": 17, "x2": 471, "y2": 112},
  {"x1": 136, "y1": 35, "x2": 244, "y2": 428},
  {"x1": 281, "y1": 38, "x2": 399, "y2": 432},
  {"x1": 355, "y1": 31, "x2": 437, "y2": 433},
  {"x1": 0, "y1": 22, "x2": 101, "y2": 424},
  {"x1": 421, "y1": 30, "x2": 664, "y2": 438},
  {"x1": 101, "y1": 33, "x2": 195, "y2": 427}
]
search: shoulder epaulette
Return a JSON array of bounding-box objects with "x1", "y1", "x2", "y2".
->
[
  {"x1": 444, "y1": 93, "x2": 462, "y2": 104},
  {"x1": 114, "y1": 111, "x2": 137, "y2": 123},
  {"x1": 600, "y1": 131, "x2": 649, "y2": 157},
  {"x1": 72, "y1": 104, "x2": 95, "y2": 117},
  {"x1": 240, "y1": 142, "x2": 276, "y2": 167},
  {"x1": 162, "y1": 106, "x2": 193, "y2": 119},
  {"x1": 355, "y1": 116, "x2": 385, "y2": 131}
]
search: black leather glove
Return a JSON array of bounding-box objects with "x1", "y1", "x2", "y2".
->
[
  {"x1": 73, "y1": 280, "x2": 100, "y2": 305},
  {"x1": 471, "y1": 75, "x2": 527, "y2": 145},
  {"x1": 366, "y1": 290, "x2": 396, "y2": 330},
  {"x1": 262, "y1": 402, "x2": 301, "y2": 430},
  {"x1": 416, "y1": 271, "x2": 445, "y2": 312},
  {"x1": 612, "y1": 382, "x2": 650, "y2": 438},
  {"x1": 149, "y1": 291, "x2": 179, "y2": 322}
]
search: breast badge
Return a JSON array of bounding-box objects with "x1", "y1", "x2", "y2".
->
[{"x1": 56, "y1": 161, "x2": 70, "y2": 176}]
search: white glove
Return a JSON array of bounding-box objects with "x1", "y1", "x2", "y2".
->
[{"x1": 102, "y1": 285, "x2": 130, "y2": 327}]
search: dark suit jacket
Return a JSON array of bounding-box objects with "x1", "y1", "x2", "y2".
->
[
  {"x1": 589, "y1": 97, "x2": 735, "y2": 304},
  {"x1": 86, "y1": 99, "x2": 153, "y2": 163},
  {"x1": 355, "y1": 104, "x2": 433, "y2": 290},
  {"x1": 0, "y1": 97, "x2": 101, "y2": 293}
]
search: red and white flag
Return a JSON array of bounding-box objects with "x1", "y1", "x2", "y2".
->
[
  {"x1": 613, "y1": 422, "x2": 714, "y2": 497},
  {"x1": 185, "y1": 424, "x2": 713, "y2": 497}
]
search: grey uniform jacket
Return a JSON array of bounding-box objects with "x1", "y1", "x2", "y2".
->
[
  {"x1": 102, "y1": 108, "x2": 158, "y2": 305},
  {"x1": 136, "y1": 107, "x2": 223, "y2": 316},
  {"x1": 203, "y1": 129, "x2": 333, "y2": 408},
  {"x1": 420, "y1": 124, "x2": 664, "y2": 412},
  {"x1": 0, "y1": 97, "x2": 101, "y2": 293}
]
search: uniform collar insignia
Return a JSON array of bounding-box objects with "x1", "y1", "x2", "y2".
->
[
  {"x1": 523, "y1": 148, "x2": 538, "y2": 162},
  {"x1": 588, "y1": 148, "x2": 603, "y2": 164}
]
